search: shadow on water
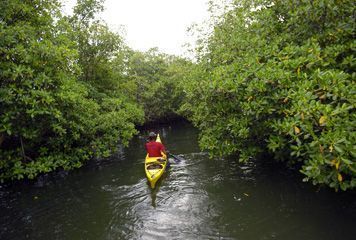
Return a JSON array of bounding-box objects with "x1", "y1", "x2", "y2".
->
[{"x1": 0, "y1": 120, "x2": 355, "y2": 240}]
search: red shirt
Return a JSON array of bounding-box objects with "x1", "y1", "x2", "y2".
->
[{"x1": 145, "y1": 141, "x2": 165, "y2": 157}]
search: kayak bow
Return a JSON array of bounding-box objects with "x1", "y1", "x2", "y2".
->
[{"x1": 144, "y1": 134, "x2": 167, "y2": 188}]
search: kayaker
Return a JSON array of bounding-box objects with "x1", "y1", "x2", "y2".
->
[{"x1": 145, "y1": 132, "x2": 167, "y2": 157}]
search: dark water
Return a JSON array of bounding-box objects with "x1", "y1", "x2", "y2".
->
[{"x1": 1, "y1": 121, "x2": 356, "y2": 240}]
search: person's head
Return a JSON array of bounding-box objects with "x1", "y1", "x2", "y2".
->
[{"x1": 148, "y1": 132, "x2": 157, "y2": 141}]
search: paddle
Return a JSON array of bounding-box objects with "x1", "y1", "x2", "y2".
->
[{"x1": 167, "y1": 152, "x2": 184, "y2": 163}]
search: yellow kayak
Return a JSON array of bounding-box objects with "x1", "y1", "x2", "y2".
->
[{"x1": 144, "y1": 134, "x2": 167, "y2": 188}]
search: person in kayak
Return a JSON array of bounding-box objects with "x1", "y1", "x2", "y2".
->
[{"x1": 145, "y1": 132, "x2": 167, "y2": 157}]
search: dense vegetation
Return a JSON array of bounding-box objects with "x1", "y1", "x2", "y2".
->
[
  {"x1": 0, "y1": 0, "x2": 185, "y2": 181},
  {"x1": 181, "y1": 0, "x2": 355, "y2": 190},
  {"x1": 124, "y1": 48, "x2": 192, "y2": 122},
  {"x1": 0, "y1": 0, "x2": 354, "y2": 191}
]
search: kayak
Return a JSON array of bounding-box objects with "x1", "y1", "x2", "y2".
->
[{"x1": 144, "y1": 134, "x2": 168, "y2": 188}]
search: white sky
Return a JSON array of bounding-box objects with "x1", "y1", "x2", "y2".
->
[{"x1": 62, "y1": 0, "x2": 210, "y2": 56}]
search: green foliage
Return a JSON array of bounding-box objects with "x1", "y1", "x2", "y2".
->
[
  {"x1": 0, "y1": 0, "x2": 143, "y2": 182},
  {"x1": 183, "y1": 0, "x2": 355, "y2": 190},
  {"x1": 126, "y1": 48, "x2": 192, "y2": 122}
]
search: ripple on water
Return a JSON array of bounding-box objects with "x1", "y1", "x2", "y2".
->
[
  {"x1": 101, "y1": 151, "x2": 228, "y2": 240},
  {"x1": 2, "y1": 124, "x2": 356, "y2": 240}
]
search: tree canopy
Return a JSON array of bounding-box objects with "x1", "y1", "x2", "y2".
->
[
  {"x1": 0, "y1": 0, "x2": 143, "y2": 181},
  {"x1": 181, "y1": 0, "x2": 355, "y2": 190}
]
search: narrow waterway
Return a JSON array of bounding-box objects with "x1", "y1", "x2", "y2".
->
[{"x1": 1, "y1": 121, "x2": 355, "y2": 240}]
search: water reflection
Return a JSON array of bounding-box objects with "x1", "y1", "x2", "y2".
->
[
  {"x1": 149, "y1": 175, "x2": 163, "y2": 208},
  {"x1": 1, "y1": 122, "x2": 356, "y2": 240}
]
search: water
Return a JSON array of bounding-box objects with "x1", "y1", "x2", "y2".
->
[{"x1": 1, "y1": 121, "x2": 355, "y2": 240}]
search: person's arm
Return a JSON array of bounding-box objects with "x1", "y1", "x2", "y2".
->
[{"x1": 160, "y1": 143, "x2": 167, "y2": 155}]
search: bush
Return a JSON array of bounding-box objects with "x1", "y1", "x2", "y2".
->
[
  {"x1": 0, "y1": 0, "x2": 143, "y2": 181},
  {"x1": 182, "y1": 0, "x2": 355, "y2": 190}
]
